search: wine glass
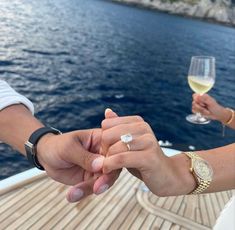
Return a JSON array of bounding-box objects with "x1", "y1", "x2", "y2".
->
[{"x1": 186, "y1": 56, "x2": 216, "y2": 124}]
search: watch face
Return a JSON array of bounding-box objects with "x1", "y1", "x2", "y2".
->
[{"x1": 194, "y1": 159, "x2": 213, "y2": 180}]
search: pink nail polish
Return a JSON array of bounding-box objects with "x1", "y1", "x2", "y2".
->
[
  {"x1": 70, "y1": 189, "x2": 84, "y2": 202},
  {"x1": 96, "y1": 184, "x2": 109, "y2": 195},
  {"x1": 92, "y1": 156, "x2": 104, "y2": 171}
]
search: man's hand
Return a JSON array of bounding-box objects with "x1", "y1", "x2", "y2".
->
[
  {"x1": 37, "y1": 129, "x2": 119, "y2": 202},
  {"x1": 0, "y1": 104, "x2": 120, "y2": 202}
]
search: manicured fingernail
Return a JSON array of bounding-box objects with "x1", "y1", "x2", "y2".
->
[
  {"x1": 92, "y1": 156, "x2": 104, "y2": 172},
  {"x1": 96, "y1": 184, "x2": 109, "y2": 195},
  {"x1": 70, "y1": 188, "x2": 84, "y2": 202},
  {"x1": 105, "y1": 108, "x2": 117, "y2": 117},
  {"x1": 105, "y1": 108, "x2": 113, "y2": 113}
]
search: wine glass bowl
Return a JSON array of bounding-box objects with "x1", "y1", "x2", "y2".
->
[{"x1": 186, "y1": 56, "x2": 216, "y2": 125}]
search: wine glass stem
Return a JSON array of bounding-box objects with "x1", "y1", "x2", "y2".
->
[{"x1": 196, "y1": 112, "x2": 202, "y2": 119}]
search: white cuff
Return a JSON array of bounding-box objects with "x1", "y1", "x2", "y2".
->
[{"x1": 0, "y1": 80, "x2": 34, "y2": 114}]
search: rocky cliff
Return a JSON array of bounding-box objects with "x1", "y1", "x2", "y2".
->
[{"x1": 111, "y1": 0, "x2": 235, "y2": 26}]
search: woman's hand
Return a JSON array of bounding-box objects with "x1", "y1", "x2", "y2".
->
[
  {"x1": 192, "y1": 93, "x2": 230, "y2": 123},
  {"x1": 101, "y1": 114, "x2": 192, "y2": 196}
]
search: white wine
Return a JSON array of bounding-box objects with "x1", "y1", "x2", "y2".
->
[{"x1": 188, "y1": 76, "x2": 214, "y2": 94}]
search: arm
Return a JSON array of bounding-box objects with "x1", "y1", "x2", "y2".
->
[
  {"x1": 0, "y1": 82, "x2": 118, "y2": 202},
  {"x1": 0, "y1": 104, "x2": 43, "y2": 154},
  {"x1": 170, "y1": 143, "x2": 235, "y2": 195},
  {"x1": 192, "y1": 93, "x2": 235, "y2": 129},
  {"x1": 102, "y1": 114, "x2": 235, "y2": 196},
  {"x1": 0, "y1": 104, "x2": 108, "y2": 200}
]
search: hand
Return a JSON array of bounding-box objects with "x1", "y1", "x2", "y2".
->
[
  {"x1": 101, "y1": 113, "x2": 191, "y2": 196},
  {"x1": 37, "y1": 129, "x2": 119, "y2": 202},
  {"x1": 192, "y1": 93, "x2": 229, "y2": 123}
]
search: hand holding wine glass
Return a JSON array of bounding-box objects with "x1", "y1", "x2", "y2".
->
[{"x1": 186, "y1": 56, "x2": 216, "y2": 124}]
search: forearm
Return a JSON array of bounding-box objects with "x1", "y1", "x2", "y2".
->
[
  {"x1": 0, "y1": 104, "x2": 44, "y2": 155},
  {"x1": 170, "y1": 143, "x2": 235, "y2": 195}
]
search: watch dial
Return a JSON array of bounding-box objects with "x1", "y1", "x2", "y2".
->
[{"x1": 194, "y1": 159, "x2": 213, "y2": 180}]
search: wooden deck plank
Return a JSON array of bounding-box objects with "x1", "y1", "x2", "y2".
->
[
  {"x1": 170, "y1": 224, "x2": 181, "y2": 230},
  {"x1": 215, "y1": 192, "x2": 225, "y2": 211},
  {"x1": 1, "y1": 180, "x2": 55, "y2": 229},
  {"x1": 5, "y1": 182, "x2": 66, "y2": 230},
  {"x1": 128, "y1": 208, "x2": 149, "y2": 230},
  {"x1": 199, "y1": 195, "x2": 210, "y2": 227},
  {"x1": 204, "y1": 194, "x2": 216, "y2": 226},
  {"x1": 16, "y1": 185, "x2": 68, "y2": 230},
  {"x1": 32, "y1": 191, "x2": 83, "y2": 229},
  {"x1": 0, "y1": 178, "x2": 46, "y2": 216},
  {"x1": 91, "y1": 185, "x2": 138, "y2": 230},
  {"x1": 117, "y1": 202, "x2": 143, "y2": 229},
  {"x1": 160, "y1": 220, "x2": 173, "y2": 230},
  {"x1": 0, "y1": 170, "x2": 234, "y2": 230},
  {"x1": 209, "y1": 193, "x2": 221, "y2": 220},
  {"x1": 183, "y1": 195, "x2": 198, "y2": 221},
  {"x1": 0, "y1": 190, "x2": 20, "y2": 207},
  {"x1": 170, "y1": 196, "x2": 184, "y2": 214},
  {"x1": 221, "y1": 191, "x2": 230, "y2": 204},
  {"x1": 163, "y1": 196, "x2": 177, "y2": 211},
  {"x1": 151, "y1": 217, "x2": 165, "y2": 229},
  {"x1": 45, "y1": 171, "x2": 133, "y2": 229},
  {"x1": 0, "y1": 179, "x2": 53, "y2": 224},
  {"x1": 107, "y1": 192, "x2": 139, "y2": 230},
  {"x1": 140, "y1": 214, "x2": 156, "y2": 229},
  {"x1": 136, "y1": 192, "x2": 210, "y2": 230},
  {"x1": 68, "y1": 174, "x2": 136, "y2": 229}
]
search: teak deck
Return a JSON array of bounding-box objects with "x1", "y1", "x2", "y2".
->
[{"x1": 0, "y1": 170, "x2": 234, "y2": 230}]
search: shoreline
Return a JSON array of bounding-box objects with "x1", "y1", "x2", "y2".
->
[{"x1": 108, "y1": 0, "x2": 235, "y2": 28}]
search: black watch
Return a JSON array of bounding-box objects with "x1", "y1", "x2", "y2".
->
[{"x1": 25, "y1": 127, "x2": 62, "y2": 170}]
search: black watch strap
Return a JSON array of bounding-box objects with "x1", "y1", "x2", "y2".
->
[{"x1": 25, "y1": 127, "x2": 61, "y2": 170}]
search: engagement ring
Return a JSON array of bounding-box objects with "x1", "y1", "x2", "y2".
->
[{"x1": 120, "y1": 133, "x2": 133, "y2": 151}]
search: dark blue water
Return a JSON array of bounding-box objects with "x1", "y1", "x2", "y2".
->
[{"x1": 0, "y1": 0, "x2": 234, "y2": 179}]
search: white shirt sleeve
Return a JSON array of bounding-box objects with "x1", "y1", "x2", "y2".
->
[{"x1": 0, "y1": 80, "x2": 34, "y2": 114}]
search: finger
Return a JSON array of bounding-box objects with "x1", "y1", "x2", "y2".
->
[
  {"x1": 66, "y1": 177, "x2": 96, "y2": 202},
  {"x1": 102, "y1": 122, "x2": 152, "y2": 150},
  {"x1": 105, "y1": 108, "x2": 118, "y2": 118},
  {"x1": 100, "y1": 108, "x2": 118, "y2": 155},
  {"x1": 45, "y1": 166, "x2": 83, "y2": 186},
  {"x1": 103, "y1": 152, "x2": 142, "y2": 174},
  {"x1": 77, "y1": 129, "x2": 102, "y2": 154},
  {"x1": 197, "y1": 94, "x2": 214, "y2": 106},
  {"x1": 192, "y1": 93, "x2": 200, "y2": 101},
  {"x1": 84, "y1": 170, "x2": 95, "y2": 181},
  {"x1": 93, "y1": 170, "x2": 121, "y2": 195},
  {"x1": 102, "y1": 115, "x2": 144, "y2": 130},
  {"x1": 66, "y1": 142, "x2": 105, "y2": 173},
  {"x1": 107, "y1": 133, "x2": 156, "y2": 156},
  {"x1": 192, "y1": 104, "x2": 210, "y2": 116}
]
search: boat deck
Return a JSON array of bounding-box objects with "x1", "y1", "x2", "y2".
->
[{"x1": 0, "y1": 169, "x2": 234, "y2": 230}]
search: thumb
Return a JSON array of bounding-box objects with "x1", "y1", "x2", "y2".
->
[
  {"x1": 70, "y1": 148, "x2": 105, "y2": 172},
  {"x1": 105, "y1": 108, "x2": 118, "y2": 119}
]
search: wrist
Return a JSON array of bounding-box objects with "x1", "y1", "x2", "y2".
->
[
  {"x1": 218, "y1": 107, "x2": 231, "y2": 124},
  {"x1": 167, "y1": 154, "x2": 197, "y2": 195},
  {"x1": 25, "y1": 127, "x2": 61, "y2": 170},
  {"x1": 36, "y1": 133, "x2": 56, "y2": 168}
]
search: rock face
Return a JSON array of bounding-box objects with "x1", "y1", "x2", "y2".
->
[{"x1": 112, "y1": 0, "x2": 235, "y2": 26}]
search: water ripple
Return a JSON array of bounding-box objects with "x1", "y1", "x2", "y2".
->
[
  {"x1": 22, "y1": 49, "x2": 70, "y2": 56},
  {"x1": 0, "y1": 0, "x2": 234, "y2": 179}
]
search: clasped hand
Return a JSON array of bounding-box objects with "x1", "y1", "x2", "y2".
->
[{"x1": 37, "y1": 109, "x2": 177, "y2": 203}]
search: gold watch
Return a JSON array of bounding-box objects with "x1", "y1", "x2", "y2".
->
[{"x1": 185, "y1": 152, "x2": 213, "y2": 195}]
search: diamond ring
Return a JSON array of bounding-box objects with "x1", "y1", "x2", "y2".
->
[{"x1": 120, "y1": 133, "x2": 133, "y2": 151}]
